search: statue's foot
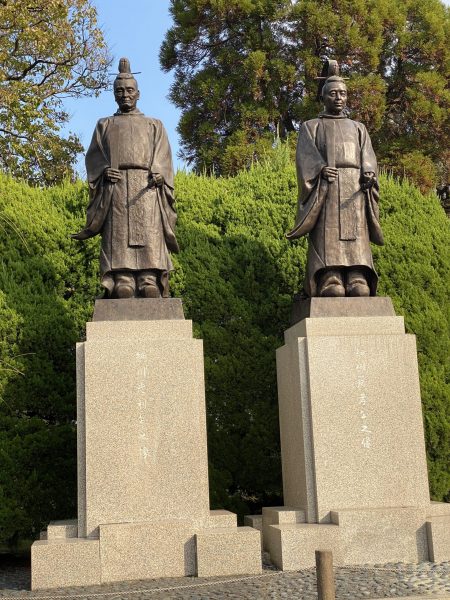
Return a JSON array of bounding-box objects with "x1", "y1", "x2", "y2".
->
[
  {"x1": 318, "y1": 270, "x2": 345, "y2": 297},
  {"x1": 140, "y1": 282, "x2": 161, "y2": 298},
  {"x1": 115, "y1": 284, "x2": 135, "y2": 298},
  {"x1": 320, "y1": 282, "x2": 345, "y2": 297},
  {"x1": 112, "y1": 271, "x2": 136, "y2": 298},
  {"x1": 137, "y1": 269, "x2": 162, "y2": 298},
  {"x1": 346, "y1": 281, "x2": 370, "y2": 296},
  {"x1": 346, "y1": 270, "x2": 370, "y2": 296}
]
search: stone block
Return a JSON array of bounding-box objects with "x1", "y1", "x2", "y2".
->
[
  {"x1": 284, "y1": 316, "x2": 405, "y2": 344},
  {"x1": 31, "y1": 538, "x2": 100, "y2": 590},
  {"x1": 426, "y1": 515, "x2": 450, "y2": 562},
  {"x1": 244, "y1": 515, "x2": 263, "y2": 530},
  {"x1": 196, "y1": 527, "x2": 262, "y2": 577},
  {"x1": 277, "y1": 318, "x2": 430, "y2": 523},
  {"x1": 266, "y1": 523, "x2": 340, "y2": 570},
  {"x1": 427, "y1": 502, "x2": 450, "y2": 517},
  {"x1": 265, "y1": 508, "x2": 430, "y2": 571},
  {"x1": 77, "y1": 320, "x2": 210, "y2": 538},
  {"x1": 330, "y1": 508, "x2": 428, "y2": 564},
  {"x1": 34, "y1": 310, "x2": 260, "y2": 587},
  {"x1": 85, "y1": 319, "x2": 193, "y2": 341},
  {"x1": 244, "y1": 515, "x2": 263, "y2": 549},
  {"x1": 208, "y1": 509, "x2": 237, "y2": 528},
  {"x1": 47, "y1": 519, "x2": 78, "y2": 540},
  {"x1": 92, "y1": 298, "x2": 184, "y2": 321},
  {"x1": 99, "y1": 521, "x2": 195, "y2": 582},
  {"x1": 76, "y1": 343, "x2": 87, "y2": 537},
  {"x1": 276, "y1": 341, "x2": 319, "y2": 523},
  {"x1": 262, "y1": 506, "x2": 306, "y2": 525},
  {"x1": 290, "y1": 296, "x2": 395, "y2": 324},
  {"x1": 262, "y1": 507, "x2": 305, "y2": 550}
]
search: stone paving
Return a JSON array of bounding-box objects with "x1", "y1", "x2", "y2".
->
[{"x1": 0, "y1": 554, "x2": 449, "y2": 599}]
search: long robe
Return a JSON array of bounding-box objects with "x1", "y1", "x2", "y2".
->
[
  {"x1": 73, "y1": 109, "x2": 178, "y2": 297},
  {"x1": 287, "y1": 115, "x2": 384, "y2": 297}
]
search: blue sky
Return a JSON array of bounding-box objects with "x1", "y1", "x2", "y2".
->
[{"x1": 62, "y1": 0, "x2": 182, "y2": 177}]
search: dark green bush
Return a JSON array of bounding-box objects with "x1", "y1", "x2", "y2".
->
[
  {"x1": 0, "y1": 176, "x2": 99, "y2": 546},
  {"x1": 0, "y1": 157, "x2": 448, "y2": 546}
]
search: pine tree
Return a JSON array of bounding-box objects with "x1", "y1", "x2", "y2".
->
[{"x1": 161, "y1": 0, "x2": 449, "y2": 188}]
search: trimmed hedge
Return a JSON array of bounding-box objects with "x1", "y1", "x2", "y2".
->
[{"x1": 0, "y1": 157, "x2": 448, "y2": 545}]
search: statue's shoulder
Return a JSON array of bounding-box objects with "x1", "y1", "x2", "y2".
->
[
  {"x1": 303, "y1": 117, "x2": 321, "y2": 128},
  {"x1": 137, "y1": 114, "x2": 160, "y2": 124},
  {"x1": 347, "y1": 119, "x2": 372, "y2": 141},
  {"x1": 348, "y1": 118, "x2": 368, "y2": 132},
  {"x1": 95, "y1": 116, "x2": 113, "y2": 129},
  {"x1": 135, "y1": 115, "x2": 165, "y2": 131},
  {"x1": 144, "y1": 116, "x2": 166, "y2": 130},
  {"x1": 300, "y1": 118, "x2": 321, "y2": 136}
]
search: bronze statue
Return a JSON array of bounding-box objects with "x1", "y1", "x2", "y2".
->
[
  {"x1": 287, "y1": 63, "x2": 384, "y2": 297},
  {"x1": 73, "y1": 58, "x2": 179, "y2": 298}
]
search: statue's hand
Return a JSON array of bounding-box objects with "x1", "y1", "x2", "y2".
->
[
  {"x1": 149, "y1": 172, "x2": 164, "y2": 188},
  {"x1": 363, "y1": 171, "x2": 375, "y2": 183},
  {"x1": 322, "y1": 166, "x2": 338, "y2": 182},
  {"x1": 104, "y1": 168, "x2": 122, "y2": 183},
  {"x1": 361, "y1": 171, "x2": 376, "y2": 190}
]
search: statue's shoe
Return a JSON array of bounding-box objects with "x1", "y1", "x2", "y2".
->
[
  {"x1": 318, "y1": 270, "x2": 345, "y2": 297},
  {"x1": 346, "y1": 280, "x2": 370, "y2": 297},
  {"x1": 140, "y1": 282, "x2": 161, "y2": 298},
  {"x1": 319, "y1": 282, "x2": 345, "y2": 297},
  {"x1": 114, "y1": 284, "x2": 135, "y2": 299}
]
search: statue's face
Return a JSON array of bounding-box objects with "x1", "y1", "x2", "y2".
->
[
  {"x1": 114, "y1": 79, "x2": 140, "y2": 112},
  {"x1": 322, "y1": 82, "x2": 347, "y2": 115}
]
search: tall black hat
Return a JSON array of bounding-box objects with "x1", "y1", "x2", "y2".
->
[
  {"x1": 114, "y1": 58, "x2": 138, "y2": 85},
  {"x1": 316, "y1": 60, "x2": 346, "y2": 101}
]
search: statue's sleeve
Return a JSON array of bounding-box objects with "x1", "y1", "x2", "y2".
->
[
  {"x1": 85, "y1": 119, "x2": 110, "y2": 184},
  {"x1": 359, "y1": 124, "x2": 384, "y2": 245},
  {"x1": 72, "y1": 120, "x2": 112, "y2": 240},
  {"x1": 287, "y1": 121, "x2": 327, "y2": 239},
  {"x1": 151, "y1": 120, "x2": 174, "y2": 194},
  {"x1": 296, "y1": 121, "x2": 327, "y2": 203},
  {"x1": 359, "y1": 124, "x2": 377, "y2": 175},
  {"x1": 151, "y1": 120, "x2": 179, "y2": 253}
]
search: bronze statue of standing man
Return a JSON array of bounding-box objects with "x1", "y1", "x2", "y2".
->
[
  {"x1": 287, "y1": 64, "x2": 384, "y2": 297},
  {"x1": 73, "y1": 58, "x2": 179, "y2": 298}
]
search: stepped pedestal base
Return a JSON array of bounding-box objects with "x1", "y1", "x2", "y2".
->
[
  {"x1": 32, "y1": 301, "x2": 261, "y2": 589},
  {"x1": 33, "y1": 513, "x2": 261, "y2": 589},
  {"x1": 262, "y1": 504, "x2": 450, "y2": 570},
  {"x1": 258, "y1": 299, "x2": 449, "y2": 569}
]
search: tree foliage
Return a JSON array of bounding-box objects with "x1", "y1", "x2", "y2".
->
[
  {"x1": 0, "y1": 0, "x2": 111, "y2": 186},
  {"x1": 0, "y1": 157, "x2": 448, "y2": 546},
  {"x1": 161, "y1": 0, "x2": 450, "y2": 189}
]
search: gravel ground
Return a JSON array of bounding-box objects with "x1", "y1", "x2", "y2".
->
[{"x1": 0, "y1": 554, "x2": 449, "y2": 599}]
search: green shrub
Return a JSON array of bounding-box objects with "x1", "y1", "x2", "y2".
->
[
  {"x1": 0, "y1": 176, "x2": 99, "y2": 547},
  {"x1": 0, "y1": 158, "x2": 448, "y2": 546}
]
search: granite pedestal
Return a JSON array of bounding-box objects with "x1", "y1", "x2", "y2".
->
[
  {"x1": 32, "y1": 299, "x2": 261, "y2": 589},
  {"x1": 260, "y1": 298, "x2": 450, "y2": 570}
]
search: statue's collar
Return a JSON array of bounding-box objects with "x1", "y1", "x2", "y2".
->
[
  {"x1": 114, "y1": 108, "x2": 143, "y2": 116},
  {"x1": 319, "y1": 112, "x2": 348, "y2": 119}
]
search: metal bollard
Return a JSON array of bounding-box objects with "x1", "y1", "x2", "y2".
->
[{"x1": 315, "y1": 550, "x2": 336, "y2": 600}]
